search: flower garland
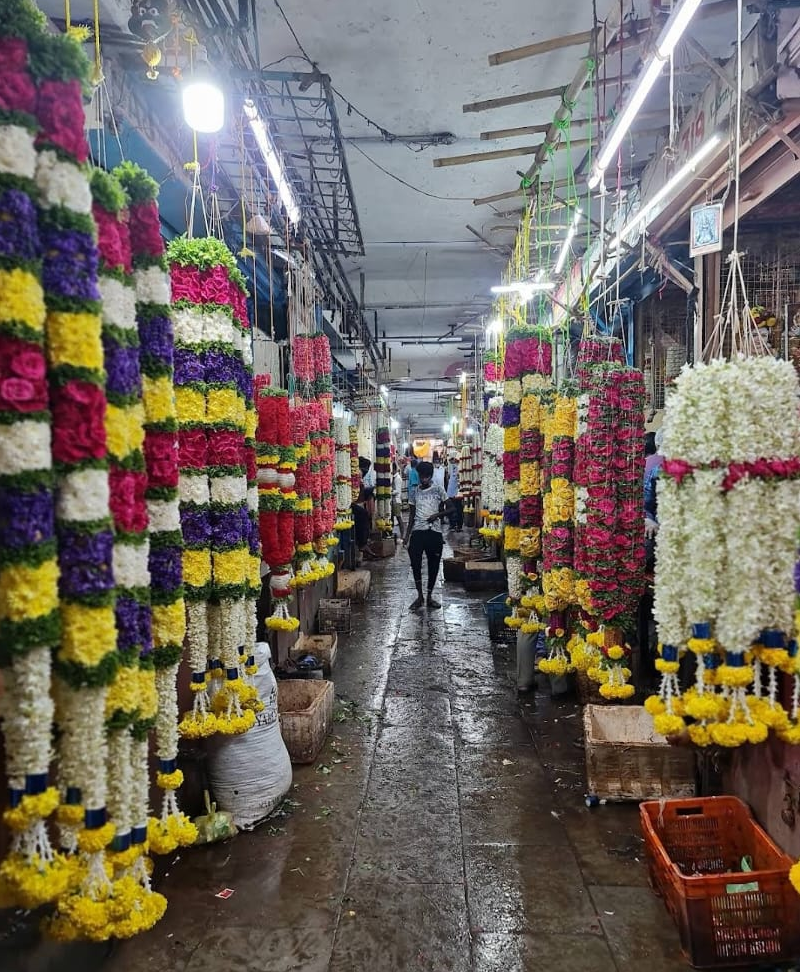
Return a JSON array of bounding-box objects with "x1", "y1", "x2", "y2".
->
[
  {"x1": 91, "y1": 167, "x2": 159, "y2": 892},
  {"x1": 291, "y1": 402, "x2": 317, "y2": 585},
  {"x1": 479, "y1": 396, "x2": 504, "y2": 539},
  {"x1": 349, "y1": 424, "x2": 360, "y2": 496},
  {"x1": 375, "y1": 426, "x2": 392, "y2": 531},
  {"x1": 0, "y1": 18, "x2": 71, "y2": 909},
  {"x1": 169, "y1": 236, "x2": 258, "y2": 739},
  {"x1": 310, "y1": 399, "x2": 337, "y2": 567},
  {"x1": 114, "y1": 162, "x2": 195, "y2": 854},
  {"x1": 255, "y1": 382, "x2": 299, "y2": 631},
  {"x1": 502, "y1": 375, "x2": 522, "y2": 613},
  {"x1": 334, "y1": 416, "x2": 354, "y2": 530},
  {"x1": 649, "y1": 357, "x2": 800, "y2": 747}
]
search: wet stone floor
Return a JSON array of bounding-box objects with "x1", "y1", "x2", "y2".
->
[{"x1": 6, "y1": 546, "x2": 692, "y2": 972}]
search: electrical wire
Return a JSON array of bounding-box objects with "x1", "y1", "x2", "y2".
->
[{"x1": 345, "y1": 140, "x2": 475, "y2": 201}]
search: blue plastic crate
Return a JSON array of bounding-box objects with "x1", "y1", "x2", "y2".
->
[{"x1": 484, "y1": 593, "x2": 515, "y2": 644}]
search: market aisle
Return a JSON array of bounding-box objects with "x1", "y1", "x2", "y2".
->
[{"x1": 10, "y1": 551, "x2": 687, "y2": 972}]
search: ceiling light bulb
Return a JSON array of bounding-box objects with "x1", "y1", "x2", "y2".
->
[
  {"x1": 442, "y1": 423, "x2": 450, "y2": 433},
  {"x1": 183, "y1": 80, "x2": 225, "y2": 134},
  {"x1": 390, "y1": 418, "x2": 399, "y2": 430}
]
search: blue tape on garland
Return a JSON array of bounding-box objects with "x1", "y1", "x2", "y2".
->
[
  {"x1": 191, "y1": 672, "x2": 206, "y2": 684},
  {"x1": 725, "y1": 652, "x2": 745, "y2": 667},
  {"x1": 760, "y1": 629, "x2": 785, "y2": 649},
  {"x1": 66, "y1": 786, "x2": 82, "y2": 805},
  {"x1": 84, "y1": 807, "x2": 107, "y2": 829},
  {"x1": 692, "y1": 622, "x2": 711, "y2": 639},
  {"x1": 662, "y1": 644, "x2": 679, "y2": 663},
  {"x1": 8, "y1": 788, "x2": 23, "y2": 808},
  {"x1": 226, "y1": 668, "x2": 238, "y2": 680},
  {"x1": 158, "y1": 758, "x2": 178, "y2": 774},
  {"x1": 131, "y1": 825, "x2": 147, "y2": 844},
  {"x1": 112, "y1": 831, "x2": 132, "y2": 852},
  {"x1": 25, "y1": 773, "x2": 48, "y2": 795}
]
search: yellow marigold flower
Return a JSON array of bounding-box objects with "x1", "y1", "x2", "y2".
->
[
  {"x1": 212, "y1": 547, "x2": 249, "y2": 585},
  {"x1": 59, "y1": 603, "x2": 116, "y2": 668},
  {"x1": 142, "y1": 375, "x2": 175, "y2": 424},
  {"x1": 151, "y1": 599, "x2": 187, "y2": 647},
  {"x1": 245, "y1": 405, "x2": 258, "y2": 440},
  {"x1": 503, "y1": 526, "x2": 521, "y2": 553},
  {"x1": 0, "y1": 268, "x2": 45, "y2": 331},
  {"x1": 0, "y1": 558, "x2": 59, "y2": 622},
  {"x1": 503, "y1": 425, "x2": 521, "y2": 453},
  {"x1": 106, "y1": 664, "x2": 141, "y2": 718},
  {"x1": 138, "y1": 668, "x2": 158, "y2": 720},
  {"x1": 46, "y1": 312, "x2": 102, "y2": 370},
  {"x1": 207, "y1": 388, "x2": 245, "y2": 429},
  {"x1": 105, "y1": 402, "x2": 145, "y2": 461},
  {"x1": 174, "y1": 386, "x2": 205, "y2": 425},
  {"x1": 182, "y1": 549, "x2": 212, "y2": 589},
  {"x1": 606, "y1": 645, "x2": 625, "y2": 661}
]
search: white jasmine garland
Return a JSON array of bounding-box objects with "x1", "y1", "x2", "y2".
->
[
  {"x1": 210, "y1": 474, "x2": 247, "y2": 505},
  {"x1": 242, "y1": 337, "x2": 254, "y2": 367},
  {"x1": 146, "y1": 498, "x2": 181, "y2": 534},
  {"x1": 680, "y1": 469, "x2": 725, "y2": 629},
  {"x1": 54, "y1": 685, "x2": 108, "y2": 810},
  {"x1": 56, "y1": 467, "x2": 109, "y2": 522},
  {"x1": 185, "y1": 601, "x2": 209, "y2": 674},
  {"x1": 106, "y1": 730, "x2": 132, "y2": 838},
  {"x1": 112, "y1": 540, "x2": 152, "y2": 590},
  {"x1": 98, "y1": 276, "x2": 137, "y2": 331},
  {"x1": 507, "y1": 555, "x2": 522, "y2": 599},
  {"x1": 136, "y1": 264, "x2": 172, "y2": 306},
  {"x1": 130, "y1": 737, "x2": 151, "y2": 832},
  {"x1": 504, "y1": 380, "x2": 522, "y2": 405},
  {"x1": 0, "y1": 418, "x2": 50, "y2": 475},
  {"x1": 171, "y1": 306, "x2": 206, "y2": 346},
  {"x1": 35, "y1": 149, "x2": 91, "y2": 212},
  {"x1": 652, "y1": 476, "x2": 688, "y2": 646},
  {"x1": 155, "y1": 666, "x2": 180, "y2": 761},
  {"x1": 0, "y1": 647, "x2": 53, "y2": 786},
  {"x1": 179, "y1": 472, "x2": 210, "y2": 506},
  {"x1": 247, "y1": 484, "x2": 259, "y2": 514},
  {"x1": 0, "y1": 125, "x2": 36, "y2": 178}
]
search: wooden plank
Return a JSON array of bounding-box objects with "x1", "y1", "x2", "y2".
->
[
  {"x1": 434, "y1": 137, "x2": 591, "y2": 169},
  {"x1": 488, "y1": 27, "x2": 597, "y2": 67},
  {"x1": 463, "y1": 85, "x2": 566, "y2": 114}
]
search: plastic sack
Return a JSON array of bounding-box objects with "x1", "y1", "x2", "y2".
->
[
  {"x1": 193, "y1": 790, "x2": 237, "y2": 844},
  {"x1": 205, "y1": 642, "x2": 293, "y2": 830}
]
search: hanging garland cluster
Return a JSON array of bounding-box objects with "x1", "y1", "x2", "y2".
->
[
  {"x1": 291, "y1": 402, "x2": 316, "y2": 585},
  {"x1": 349, "y1": 424, "x2": 360, "y2": 496},
  {"x1": 649, "y1": 357, "x2": 800, "y2": 748},
  {"x1": 89, "y1": 168, "x2": 161, "y2": 910},
  {"x1": 459, "y1": 440, "x2": 473, "y2": 512},
  {"x1": 115, "y1": 162, "x2": 194, "y2": 856},
  {"x1": 309, "y1": 399, "x2": 337, "y2": 572},
  {"x1": 479, "y1": 395, "x2": 504, "y2": 539},
  {"x1": 292, "y1": 331, "x2": 332, "y2": 403},
  {"x1": 469, "y1": 432, "x2": 483, "y2": 515},
  {"x1": 169, "y1": 235, "x2": 260, "y2": 740},
  {"x1": 291, "y1": 401, "x2": 336, "y2": 584},
  {"x1": 254, "y1": 381, "x2": 298, "y2": 631},
  {"x1": 573, "y1": 338, "x2": 645, "y2": 699},
  {"x1": 504, "y1": 327, "x2": 552, "y2": 629},
  {"x1": 333, "y1": 416, "x2": 354, "y2": 530},
  {"x1": 375, "y1": 426, "x2": 392, "y2": 531}
]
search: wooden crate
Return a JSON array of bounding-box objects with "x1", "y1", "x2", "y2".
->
[
  {"x1": 318, "y1": 598, "x2": 351, "y2": 634},
  {"x1": 337, "y1": 569, "x2": 371, "y2": 602},
  {"x1": 291, "y1": 632, "x2": 338, "y2": 675},
  {"x1": 443, "y1": 557, "x2": 465, "y2": 582},
  {"x1": 371, "y1": 537, "x2": 396, "y2": 558},
  {"x1": 584, "y1": 704, "x2": 695, "y2": 802},
  {"x1": 278, "y1": 679, "x2": 334, "y2": 764},
  {"x1": 463, "y1": 560, "x2": 505, "y2": 592}
]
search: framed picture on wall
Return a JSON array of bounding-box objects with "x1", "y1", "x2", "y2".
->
[{"x1": 689, "y1": 203, "x2": 723, "y2": 257}]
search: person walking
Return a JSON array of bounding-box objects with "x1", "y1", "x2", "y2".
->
[
  {"x1": 446, "y1": 457, "x2": 463, "y2": 531},
  {"x1": 391, "y1": 461, "x2": 404, "y2": 538},
  {"x1": 407, "y1": 457, "x2": 420, "y2": 506},
  {"x1": 404, "y1": 460, "x2": 453, "y2": 611},
  {"x1": 431, "y1": 452, "x2": 446, "y2": 489}
]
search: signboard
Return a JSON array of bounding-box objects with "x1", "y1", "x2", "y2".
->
[{"x1": 689, "y1": 203, "x2": 723, "y2": 257}]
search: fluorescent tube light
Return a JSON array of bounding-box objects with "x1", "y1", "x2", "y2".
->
[
  {"x1": 243, "y1": 100, "x2": 301, "y2": 225},
  {"x1": 609, "y1": 134, "x2": 721, "y2": 251},
  {"x1": 490, "y1": 281, "x2": 555, "y2": 296},
  {"x1": 589, "y1": 0, "x2": 704, "y2": 186},
  {"x1": 554, "y1": 207, "x2": 583, "y2": 275}
]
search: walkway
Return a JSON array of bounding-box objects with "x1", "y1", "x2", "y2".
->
[{"x1": 7, "y1": 550, "x2": 688, "y2": 972}]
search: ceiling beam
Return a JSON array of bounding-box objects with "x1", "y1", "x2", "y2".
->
[
  {"x1": 480, "y1": 116, "x2": 669, "y2": 142},
  {"x1": 462, "y1": 72, "x2": 635, "y2": 115},
  {"x1": 434, "y1": 138, "x2": 592, "y2": 168},
  {"x1": 487, "y1": 0, "x2": 737, "y2": 67}
]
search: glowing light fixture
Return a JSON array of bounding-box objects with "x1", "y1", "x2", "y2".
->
[
  {"x1": 491, "y1": 281, "x2": 554, "y2": 297},
  {"x1": 183, "y1": 79, "x2": 225, "y2": 134},
  {"x1": 486, "y1": 318, "x2": 503, "y2": 336},
  {"x1": 402, "y1": 440, "x2": 409, "y2": 449},
  {"x1": 554, "y1": 207, "x2": 583, "y2": 275},
  {"x1": 243, "y1": 99, "x2": 301, "y2": 225},
  {"x1": 379, "y1": 384, "x2": 389, "y2": 397},
  {"x1": 588, "y1": 0, "x2": 704, "y2": 190},
  {"x1": 390, "y1": 417, "x2": 399, "y2": 430},
  {"x1": 442, "y1": 422, "x2": 450, "y2": 433},
  {"x1": 609, "y1": 135, "x2": 721, "y2": 251}
]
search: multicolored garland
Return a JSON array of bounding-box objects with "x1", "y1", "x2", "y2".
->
[
  {"x1": 115, "y1": 162, "x2": 195, "y2": 854},
  {"x1": 169, "y1": 236, "x2": 258, "y2": 739},
  {"x1": 0, "y1": 13, "x2": 71, "y2": 909},
  {"x1": 375, "y1": 426, "x2": 392, "y2": 531},
  {"x1": 479, "y1": 395, "x2": 504, "y2": 540},
  {"x1": 255, "y1": 381, "x2": 299, "y2": 631}
]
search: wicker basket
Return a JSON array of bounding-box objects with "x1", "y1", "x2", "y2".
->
[
  {"x1": 584, "y1": 704, "x2": 695, "y2": 802},
  {"x1": 641, "y1": 796, "x2": 800, "y2": 968},
  {"x1": 318, "y1": 598, "x2": 351, "y2": 634}
]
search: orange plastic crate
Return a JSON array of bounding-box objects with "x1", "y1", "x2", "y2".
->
[{"x1": 640, "y1": 796, "x2": 800, "y2": 968}]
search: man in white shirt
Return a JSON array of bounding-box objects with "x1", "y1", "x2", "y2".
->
[
  {"x1": 431, "y1": 452, "x2": 446, "y2": 489},
  {"x1": 391, "y1": 461, "x2": 404, "y2": 537},
  {"x1": 403, "y1": 460, "x2": 453, "y2": 611}
]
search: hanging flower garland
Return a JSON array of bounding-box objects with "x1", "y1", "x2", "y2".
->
[
  {"x1": 169, "y1": 235, "x2": 257, "y2": 739},
  {"x1": 113, "y1": 162, "x2": 195, "y2": 853},
  {"x1": 649, "y1": 357, "x2": 800, "y2": 747},
  {"x1": 90, "y1": 168, "x2": 160, "y2": 899},
  {"x1": 375, "y1": 425, "x2": 392, "y2": 532},
  {"x1": 479, "y1": 396, "x2": 504, "y2": 539},
  {"x1": 0, "y1": 12, "x2": 72, "y2": 909},
  {"x1": 291, "y1": 402, "x2": 318, "y2": 586},
  {"x1": 255, "y1": 381, "x2": 299, "y2": 631},
  {"x1": 349, "y1": 424, "x2": 360, "y2": 496},
  {"x1": 334, "y1": 416, "x2": 354, "y2": 530}
]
